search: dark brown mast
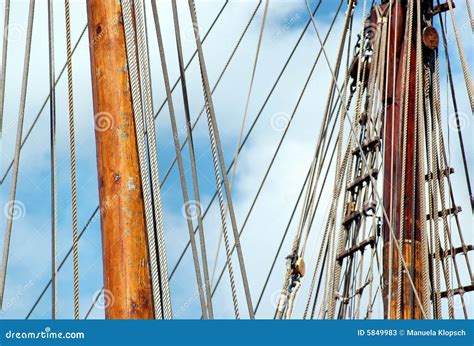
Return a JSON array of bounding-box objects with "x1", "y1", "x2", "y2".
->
[
  {"x1": 86, "y1": 0, "x2": 154, "y2": 319},
  {"x1": 382, "y1": 0, "x2": 427, "y2": 319}
]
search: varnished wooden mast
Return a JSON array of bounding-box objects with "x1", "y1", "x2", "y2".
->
[
  {"x1": 382, "y1": 0, "x2": 425, "y2": 319},
  {"x1": 86, "y1": 0, "x2": 154, "y2": 319}
]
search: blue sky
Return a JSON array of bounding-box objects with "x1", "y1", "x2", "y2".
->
[{"x1": 0, "y1": 0, "x2": 472, "y2": 320}]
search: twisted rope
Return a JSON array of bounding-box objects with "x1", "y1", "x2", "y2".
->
[
  {"x1": 134, "y1": 0, "x2": 172, "y2": 320},
  {"x1": 121, "y1": 0, "x2": 163, "y2": 319}
]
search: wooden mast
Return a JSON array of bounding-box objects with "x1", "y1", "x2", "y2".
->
[
  {"x1": 382, "y1": 0, "x2": 425, "y2": 319},
  {"x1": 86, "y1": 0, "x2": 154, "y2": 319}
]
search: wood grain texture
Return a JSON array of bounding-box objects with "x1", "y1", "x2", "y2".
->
[
  {"x1": 86, "y1": 0, "x2": 154, "y2": 320},
  {"x1": 382, "y1": 1, "x2": 425, "y2": 319}
]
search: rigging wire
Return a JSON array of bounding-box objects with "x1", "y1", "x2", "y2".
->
[
  {"x1": 1, "y1": 1, "x2": 229, "y2": 185},
  {"x1": 445, "y1": 0, "x2": 474, "y2": 113},
  {"x1": 258, "y1": 94, "x2": 344, "y2": 316},
  {"x1": 435, "y1": 0, "x2": 473, "y2": 212},
  {"x1": 303, "y1": 0, "x2": 428, "y2": 319},
  {"x1": 48, "y1": 0, "x2": 58, "y2": 320},
  {"x1": 170, "y1": 0, "x2": 216, "y2": 318},
  {"x1": 210, "y1": 0, "x2": 268, "y2": 288},
  {"x1": 188, "y1": 0, "x2": 255, "y2": 318},
  {"x1": 24, "y1": 0, "x2": 234, "y2": 318},
  {"x1": 169, "y1": 0, "x2": 324, "y2": 285},
  {"x1": 0, "y1": 0, "x2": 10, "y2": 161},
  {"x1": 135, "y1": 0, "x2": 173, "y2": 319},
  {"x1": 466, "y1": 0, "x2": 474, "y2": 32},
  {"x1": 275, "y1": 0, "x2": 351, "y2": 320},
  {"x1": 121, "y1": 0, "x2": 164, "y2": 319},
  {"x1": 0, "y1": 24, "x2": 87, "y2": 185},
  {"x1": 210, "y1": 11, "x2": 345, "y2": 315},
  {"x1": 15, "y1": 0, "x2": 471, "y2": 320},
  {"x1": 152, "y1": 0, "x2": 210, "y2": 319},
  {"x1": 64, "y1": 0, "x2": 80, "y2": 320},
  {"x1": 209, "y1": 1, "x2": 346, "y2": 318},
  {"x1": 0, "y1": 0, "x2": 35, "y2": 309},
  {"x1": 26, "y1": 208, "x2": 98, "y2": 319}
]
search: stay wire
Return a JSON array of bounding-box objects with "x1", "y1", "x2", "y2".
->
[
  {"x1": 170, "y1": 0, "x2": 214, "y2": 318},
  {"x1": 1, "y1": 1, "x2": 229, "y2": 184},
  {"x1": 188, "y1": 0, "x2": 255, "y2": 318},
  {"x1": 24, "y1": 1, "x2": 232, "y2": 319},
  {"x1": 210, "y1": 0, "x2": 268, "y2": 288},
  {"x1": 436, "y1": 1, "x2": 473, "y2": 212},
  {"x1": 135, "y1": 0, "x2": 172, "y2": 319},
  {"x1": 169, "y1": 0, "x2": 324, "y2": 284},
  {"x1": 0, "y1": 0, "x2": 35, "y2": 309},
  {"x1": 304, "y1": 0, "x2": 428, "y2": 319},
  {"x1": 48, "y1": 0, "x2": 58, "y2": 320},
  {"x1": 121, "y1": 0, "x2": 164, "y2": 319},
  {"x1": 152, "y1": 0, "x2": 209, "y2": 319},
  {"x1": 0, "y1": 0, "x2": 10, "y2": 161}
]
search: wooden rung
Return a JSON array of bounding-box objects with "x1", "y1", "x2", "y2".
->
[
  {"x1": 352, "y1": 136, "x2": 381, "y2": 156},
  {"x1": 440, "y1": 284, "x2": 474, "y2": 299},
  {"x1": 425, "y1": 167, "x2": 454, "y2": 180},
  {"x1": 441, "y1": 245, "x2": 474, "y2": 258},
  {"x1": 431, "y1": 2, "x2": 454, "y2": 17},
  {"x1": 342, "y1": 201, "x2": 377, "y2": 228},
  {"x1": 336, "y1": 236, "x2": 376, "y2": 262},
  {"x1": 346, "y1": 169, "x2": 379, "y2": 192},
  {"x1": 426, "y1": 205, "x2": 462, "y2": 220}
]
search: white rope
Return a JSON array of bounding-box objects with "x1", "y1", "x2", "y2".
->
[
  {"x1": 134, "y1": 0, "x2": 172, "y2": 320},
  {"x1": 121, "y1": 0, "x2": 163, "y2": 319},
  {"x1": 304, "y1": 0, "x2": 428, "y2": 319}
]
